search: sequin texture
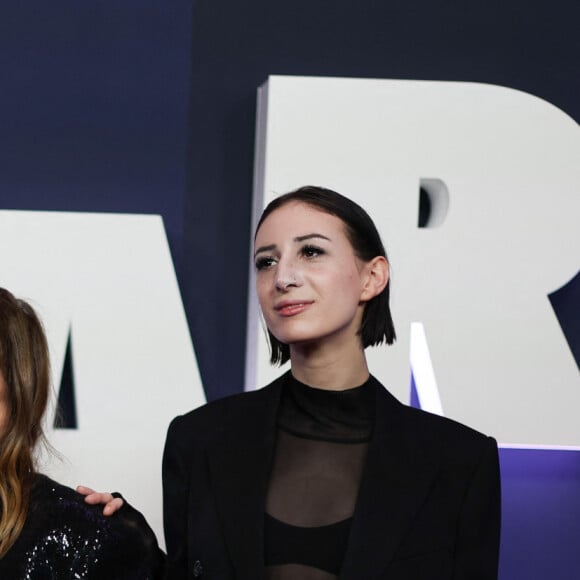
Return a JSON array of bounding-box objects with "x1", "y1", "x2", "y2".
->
[{"x1": 0, "y1": 474, "x2": 164, "y2": 579}]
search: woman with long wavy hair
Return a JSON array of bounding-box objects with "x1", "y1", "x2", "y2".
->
[{"x1": 0, "y1": 287, "x2": 164, "y2": 578}]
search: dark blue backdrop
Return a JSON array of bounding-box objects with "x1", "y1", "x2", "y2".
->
[{"x1": 1, "y1": 1, "x2": 579, "y2": 576}]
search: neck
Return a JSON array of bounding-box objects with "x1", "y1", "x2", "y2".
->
[{"x1": 289, "y1": 341, "x2": 369, "y2": 391}]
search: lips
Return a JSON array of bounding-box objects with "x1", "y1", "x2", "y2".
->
[{"x1": 274, "y1": 300, "x2": 313, "y2": 317}]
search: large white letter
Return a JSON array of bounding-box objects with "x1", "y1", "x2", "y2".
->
[
  {"x1": 0, "y1": 211, "x2": 205, "y2": 543},
  {"x1": 246, "y1": 76, "x2": 580, "y2": 448}
]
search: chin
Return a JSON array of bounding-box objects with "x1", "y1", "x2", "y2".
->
[
  {"x1": 269, "y1": 323, "x2": 322, "y2": 346},
  {"x1": 272, "y1": 330, "x2": 325, "y2": 351},
  {"x1": 272, "y1": 333, "x2": 311, "y2": 347}
]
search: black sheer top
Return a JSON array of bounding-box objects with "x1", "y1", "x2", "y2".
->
[
  {"x1": 0, "y1": 474, "x2": 164, "y2": 579},
  {"x1": 264, "y1": 373, "x2": 375, "y2": 580}
]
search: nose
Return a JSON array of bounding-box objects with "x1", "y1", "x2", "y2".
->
[{"x1": 274, "y1": 257, "x2": 302, "y2": 292}]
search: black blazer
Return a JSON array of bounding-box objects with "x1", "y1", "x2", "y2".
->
[{"x1": 163, "y1": 373, "x2": 500, "y2": 580}]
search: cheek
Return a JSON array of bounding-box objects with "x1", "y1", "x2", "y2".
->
[
  {"x1": 255, "y1": 277, "x2": 273, "y2": 315},
  {"x1": 327, "y1": 264, "x2": 362, "y2": 292},
  {"x1": 333, "y1": 273, "x2": 365, "y2": 310}
]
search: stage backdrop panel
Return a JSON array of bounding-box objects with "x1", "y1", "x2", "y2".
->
[
  {"x1": 0, "y1": 210, "x2": 205, "y2": 546},
  {"x1": 246, "y1": 75, "x2": 580, "y2": 448}
]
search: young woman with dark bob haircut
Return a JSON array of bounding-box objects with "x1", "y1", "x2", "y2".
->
[
  {"x1": 163, "y1": 186, "x2": 501, "y2": 580},
  {"x1": 0, "y1": 287, "x2": 164, "y2": 578}
]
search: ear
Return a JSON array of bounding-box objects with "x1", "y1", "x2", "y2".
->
[{"x1": 360, "y1": 256, "x2": 389, "y2": 302}]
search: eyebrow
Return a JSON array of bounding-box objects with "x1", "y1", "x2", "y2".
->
[{"x1": 254, "y1": 233, "x2": 331, "y2": 257}]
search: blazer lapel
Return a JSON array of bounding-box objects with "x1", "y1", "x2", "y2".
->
[
  {"x1": 340, "y1": 378, "x2": 439, "y2": 580},
  {"x1": 207, "y1": 376, "x2": 284, "y2": 580}
]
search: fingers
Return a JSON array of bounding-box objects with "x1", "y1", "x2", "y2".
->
[
  {"x1": 81, "y1": 491, "x2": 113, "y2": 505},
  {"x1": 76, "y1": 485, "x2": 125, "y2": 515},
  {"x1": 103, "y1": 496, "x2": 124, "y2": 516},
  {"x1": 76, "y1": 485, "x2": 96, "y2": 496}
]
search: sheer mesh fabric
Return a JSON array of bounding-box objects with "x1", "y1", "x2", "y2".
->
[
  {"x1": 266, "y1": 431, "x2": 368, "y2": 527},
  {"x1": 264, "y1": 374, "x2": 374, "y2": 580}
]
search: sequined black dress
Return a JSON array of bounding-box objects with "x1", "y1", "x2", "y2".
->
[{"x1": 0, "y1": 474, "x2": 164, "y2": 579}]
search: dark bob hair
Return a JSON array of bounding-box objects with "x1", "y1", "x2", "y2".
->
[{"x1": 255, "y1": 185, "x2": 396, "y2": 365}]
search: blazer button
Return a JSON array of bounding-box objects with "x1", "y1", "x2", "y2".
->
[{"x1": 192, "y1": 559, "x2": 203, "y2": 578}]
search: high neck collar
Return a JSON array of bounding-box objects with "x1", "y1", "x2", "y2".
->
[{"x1": 276, "y1": 372, "x2": 375, "y2": 443}]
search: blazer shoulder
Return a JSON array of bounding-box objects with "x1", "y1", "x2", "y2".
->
[
  {"x1": 167, "y1": 374, "x2": 284, "y2": 442},
  {"x1": 374, "y1": 378, "x2": 496, "y2": 459},
  {"x1": 402, "y1": 401, "x2": 498, "y2": 468},
  {"x1": 406, "y1": 402, "x2": 493, "y2": 441}
]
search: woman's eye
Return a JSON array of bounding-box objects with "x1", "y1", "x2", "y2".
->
[
  {"x1": 255, "y1": 256, "x2": 276, "y2": 271},
  {"x1": 301, "y1": 245, "x2": 324, "y2": 258}
]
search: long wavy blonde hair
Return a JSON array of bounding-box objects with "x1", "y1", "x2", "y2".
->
[{"x1": 0, "y1": 288, "x2": 50, "y2": 557}]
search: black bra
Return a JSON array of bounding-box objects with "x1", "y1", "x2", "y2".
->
[{"x1": 264, "y1": 512, "x2": 352, "y2": 575}]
